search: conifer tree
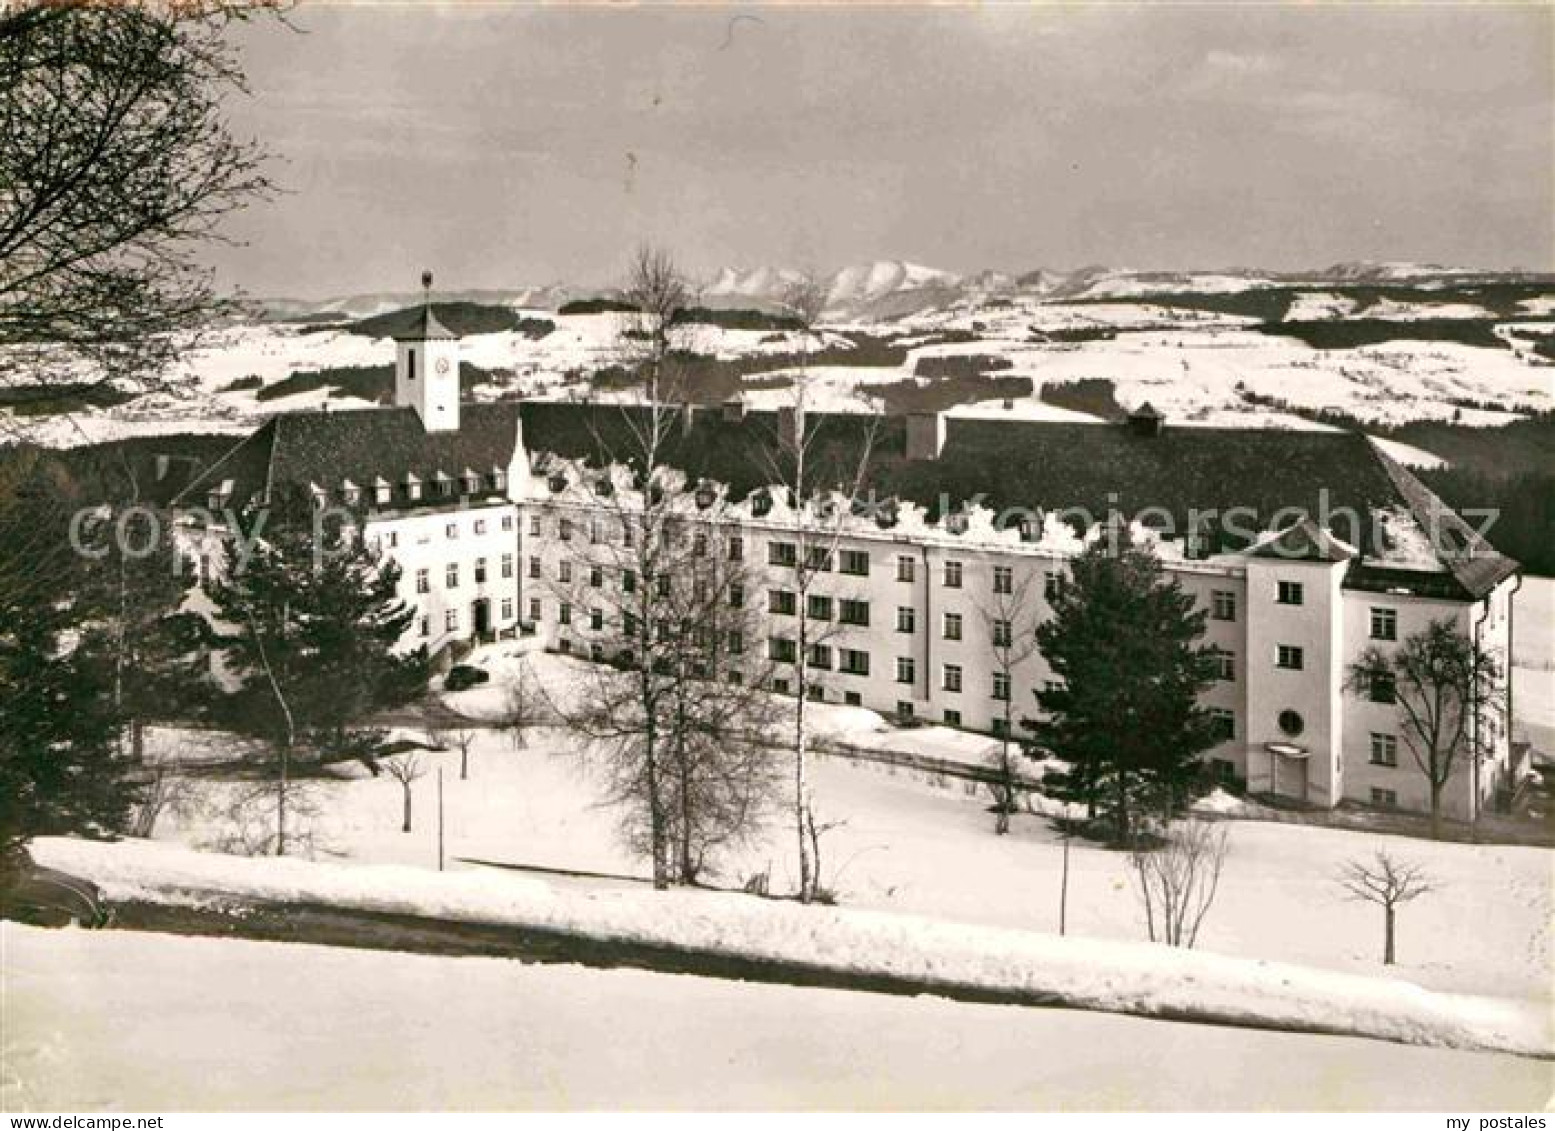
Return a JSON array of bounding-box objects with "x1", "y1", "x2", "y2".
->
[{"x1": 1034, "y1": 524, "x2": 1222, "y2": 843}]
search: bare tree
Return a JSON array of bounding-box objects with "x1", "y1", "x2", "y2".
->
[
  {"x1": 1128, "y1": 819, "x2": 1229, "y2": 948},
  {"x1": 978, "y1": 566, "x2": 1042, "y2": 833},
  {"x1": 381, "y1": 752, "x2": 425, "y2": 833},
  {"x1": 1349, "y1": 617, "x2": 1505, "y2": 838},
  {"x1": 1338, "y1": 850, "x2": 1436, "y2": 965},
  {"x1": 761, "y1": 271, "x2": 879, "y2": 903},
  {"x1": 546, "y1": 245, "x2": 783, "y2": 888},
  {"x1": 497, "y1": 657, "x2": 543, "y2": 750},
  {"x1": 0, "y1": 2, "x2": 279, "y2": 431}
]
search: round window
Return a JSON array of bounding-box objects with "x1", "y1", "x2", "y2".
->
[{"x1": 1277, "y1": 709, "x2": 1305, "y2": 737}]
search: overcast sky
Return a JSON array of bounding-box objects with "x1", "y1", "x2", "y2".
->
[{"x1": 216, "y1": 3, "x2": 1553, "y2": 298}]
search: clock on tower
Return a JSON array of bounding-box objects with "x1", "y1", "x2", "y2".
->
[{"x1": 391, "y1": 270, "x2": 462, "y2": 432}]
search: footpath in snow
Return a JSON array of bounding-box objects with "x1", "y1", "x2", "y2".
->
[{"x1": 28, "y1": 836, "x2": 1551, "y2": 1059}]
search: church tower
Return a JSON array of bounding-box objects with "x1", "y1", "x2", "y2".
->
[{"x1": 393, "y1": 270, "x2": 461, "y2": 432}]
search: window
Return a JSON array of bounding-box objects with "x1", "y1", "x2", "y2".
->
[
  {"x1": 728, "y1": 583, "x2": 744, "y2": 609},
  {"x1": 589, "y1": 565, "x2": 603, "y2": 588},
  {"x1": 769, "y1": 541, "x2": 797, "y2": 568},
  {"x1": 896, "y1": 606, "x2": 916, "y2": 634},
  {"x1": 589, "y1": 608, "x2": 604, "y2": 631},
  {"x1": 773, "y1": 678, "x2": 790, "y2": 695},
  {"x1": 1044, "y1": 572, "x2": 1061, "y2": 600},
  {"x1": 1277, "y1": 709, "x2": 1305, "y2": 737},
  {"x1": 418, "y1": 616, "x2": 429, "y2": 638},
  {"x1": 943, "y1": 664, "x2": 963, "y2": 693},
  {"x1": 896, "y1": 701, "x2": 915, "y2": 720},
  {"x1": 1215, "y1": 651, "x2": 1235, "y2": 681},
  {"x1": 445, "y1": 522, "x2": 459, "y2": 540},
  {"x1": 992, "y1": 718, "x2": 1009, "y2": 738},
  {"x1": 943, "y1": 612, "x2": 963, "y2": 641},
  {"x1": 840, "y1": 649, "x2": 870, "y2": 676},
  {"x1": 1276, "y1": 644, "x2": 1304, "y2": 671},
  {"x1": 943, "y1": 709, "x2": 962, "y2": 727},
  {"x1": 385, "y1": 532, "x2": 398, "y2": 549},
  {"x1": 727, "y1": 535, "x2": 744, "y2": 561},
  {"x1": 807, "y1": 643, "x2": 833, "y2": 670},
  {"x1": 501, "y1": 553, "x2": 514, "y2": 579},
  {"x1": 590, "y1": 643, "x2": 604, "y2": 662},
  {"x1": 992, "y1": 619, "x2": 1012, "y2": 647},
  {"x1": 944, "y1": 561, "x2": 963, "y2": 588},
  {"x1": 623, "y1": 613, "x2": 639, "y2": 638},
  {"x1": 992, "y1": 672, "x2": 1011, "y2": 701},
  {"x1": 1277, "y1": 580, "x2": 1304, "y2": 606},
  {"x1": 445, "y1": 609, "x2": 458, "y2": 631},
  {"x1": 769, "y1": 589, "x2": 797, "y2": 616},
  {"x1": 528, "y1": 557, "x2": 541, "y2": 580},
  {"x1": 407, "y1": 347, "x2": 417, "y2": 381},
  {"x1": 1370, "y1": 733, "x2": 1398, "y2": 767},
  {"x1": 692, "y1": 533, "x2": 708, "y2": 558},
  {"x1": 992, "y1": 565, "x2": 1012, "y2": 595},
  {"x1": 896, "y1": 555, "x2": 916, "y2": 583},
  {"x1": 415, "y1": 568, "x2": 429, "y2": 594},
  {"x1": 474, "y1": 558, "x2": 487, "y2": 584},
  {"x1": 727, "y1": 671, "x2": 744, "y2": 687},
  {"x1": 1211, "y1": 758, "x2": 1236, "y2": 783},
  {"x1": 1211, "y1": 590, "x2": 1236, "y2": 621},
  {"x1": 527, "y1": 598, "x2": 541, "y2": 622},
  {"x1": 501, "y1": 514, "x2": 514, "y2": 532},
  {"x1": 655, "y1": 574, "x2": 670, "y2": 597},
  {"x1": 844, "y1": 691, "x2": 862, "y2": 707},
  {"x1": 474, "y1": 519, "x2": 487, "y2": 535},
  {"x1": 896, "y1": 657, "x2": 916, "y2": 685},
  {"x1": 727, "y1": 630, "x2": 745, "y2": 655},
  {"x1": 807, "y1": 686, "x2": 825, "y2": 703},
  {"x1": 769, "y1": 638, "x2": 797, "y2": 664},
  {"x1": 1210, "y1": 708, "x2": 1235, "y2": 742},
  {"x1": 558, "y1": 517, "x2": 573, "y2": 542},
  {"x1": 840, "y1": 549, "x2": 870, "y2": 576},
  {"x1": 501, "y1": 598, "x2": 514, "y2": 620},
  {"x1": 807, "y1": 594, "x2": 833, "y2": 621},
  {"x1": 1370, "y1": 787, "x2": 1398, "y2": 809},
  {"x1": 805, "y1": 546, "x2": 833, "y2": 572},
  {"x1": 559, "y1": 561, "x2": 573, "y2": 584},
  {"x1": 1370, "y1": 607, "x2": 1398, "y2": 641},
  {"x1": 622, "y1": 569, "x2": 637, "y2": 594},
  {"x1": 839, "y1": 599, "x2": 870, "y2": 627},
  {"x1": 558, "y1": 603, "x2": 572, "y2": 626},
  {"x1": 446, "y1": 563, "x2": 459, "y2": 589},
  {"x1": 528, "y1": 514, "x2": 542, "y2": 536},
  {"x1": 1367, "y1": 670, "x2": 1397, "y2": 704}
]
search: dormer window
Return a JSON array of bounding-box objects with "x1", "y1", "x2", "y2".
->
[
  {"x1": 308, "y1": 483, "x2": 327, "y2": 509},
  {"x1": 695, "y1": 483, "x2": 717, "y2": 510},
  {"x1": 548, "y1": 473, "x2": 567, "y2": 494},
  {"x1": 945, "y1": 512, "x2": 968, "y2": 535},
  {"x1": 403, "y1": 473, "x2": 421, "y2": 501},
  {"x1": 373, "y1": 477, "x2": 391, "y2": 506},
  {"x1": 341, "y1": 480, "x2": 361, "y2": 507},
  {"x1": 461, "y1": 468, "x2": 480, "y2": 495},
  {"x1": 205, "y1": 478, "x2": 234, "y2": 512},
  {"x1": 433, "y1": 471, "x2": 454, "y2": 498},
  {"x1": 751, "y1": 489, "x2": 773, "y2": 518},
  {"x1": 591, "y1": 476, "x2": 612, "y2": 498},
  {"x1": 489, "y1": 467, "x2": 506, "y2": 493}
]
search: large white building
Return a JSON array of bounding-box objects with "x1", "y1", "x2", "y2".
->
[{"x1": 177, "y1": 302, "x2": 1525, "y2": 823}]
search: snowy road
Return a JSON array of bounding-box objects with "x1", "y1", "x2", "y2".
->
[{"x1": 3, "y1": 924, "x2": 1549, "y2": 1111}]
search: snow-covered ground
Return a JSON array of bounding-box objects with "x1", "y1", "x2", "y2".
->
[
  {"x1": 7, "y1": 284, "x2": 1551, "y2": 451},
  {"x1": 81, "y1": 649, "x2": 1555, "y2": 1013},
  {"x1": 5, "y1": 923, "x2": 1548, "y2": 1112}
]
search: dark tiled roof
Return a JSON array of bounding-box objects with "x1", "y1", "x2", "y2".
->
[
  {"x1": 180, "y1": 401, "x2": 1518, "y2": 599},
  {"x1": 175, "y1": 404, "x2": 522, "y2": 512},
  {"x1": 389, "y1": 304, "x2": 460, "y2": 341},
  {"x1": 1248, "y1": 517, "x2": 1357, "y2": 563}
]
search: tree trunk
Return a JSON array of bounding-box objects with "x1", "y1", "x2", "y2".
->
[
  {"x1": 1383, "y1": 904, "x2": 1396, "y2": 965},
  {"x1": 276, "y1": 740, "x2": 289, "y2": 856},
  {"x1": 461, "y1": 746, "x2": 469, "y2": 781},
  {"x1": 130, "y1": 717, "x2": 145, "y2": 764},
  {"x1": 401, "y1": 784, "x2": 412, "y2": 833},
  {"x1": 1429, "y1": 782, "x2": 1443, "y2": 840},
  {"x1": 1059, "y1": 826, "x2": 1070, "y2": 936}
]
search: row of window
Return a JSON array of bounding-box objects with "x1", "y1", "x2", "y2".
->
[
  {"x1": 416, "y1": 597, "x2": 517, "y2": 637},
  {"x1": 380, "y1": 513, "x2": 513, "y2": 550},
  {"x1": 413, "y1": 555, "x2": 515, "y2": 593}
]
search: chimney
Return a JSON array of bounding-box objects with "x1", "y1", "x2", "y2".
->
[
  {"x1": 1126, "y1": 401, "x2": 1164, "y2": 438},
  {"x1": 778, "y1": 404, "x2": 804, "y2": 452},
  {"x1": 906, "y1": 411, "x2": 946, "y2": 461},
  {"x1": 722, "y1": 395, "x2": 746, "y2": 423}
]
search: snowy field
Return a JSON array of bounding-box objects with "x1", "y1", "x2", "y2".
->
[
  {"x1": 124, "y1": 664, "x2": 1553, "y2": 1010},
  {"x1": 7, "y1": 287, "x2": 1551, "y2": 454},
  {"x1": 4, "y1": 923, "x2": 1548, "y2": 1112}
]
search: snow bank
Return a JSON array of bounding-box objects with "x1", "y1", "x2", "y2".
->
[{"x1": 31, "y1": 836, "x2": 1549, "y2": 1058}]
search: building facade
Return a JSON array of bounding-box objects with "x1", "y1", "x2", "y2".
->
[{"x1": 178, "y1": 305, "x2": 1524, "y2": 823}]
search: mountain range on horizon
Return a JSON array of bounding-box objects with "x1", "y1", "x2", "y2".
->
[{"x1": 256, "y1": 258, "x2": 1554, "y2": 323}]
